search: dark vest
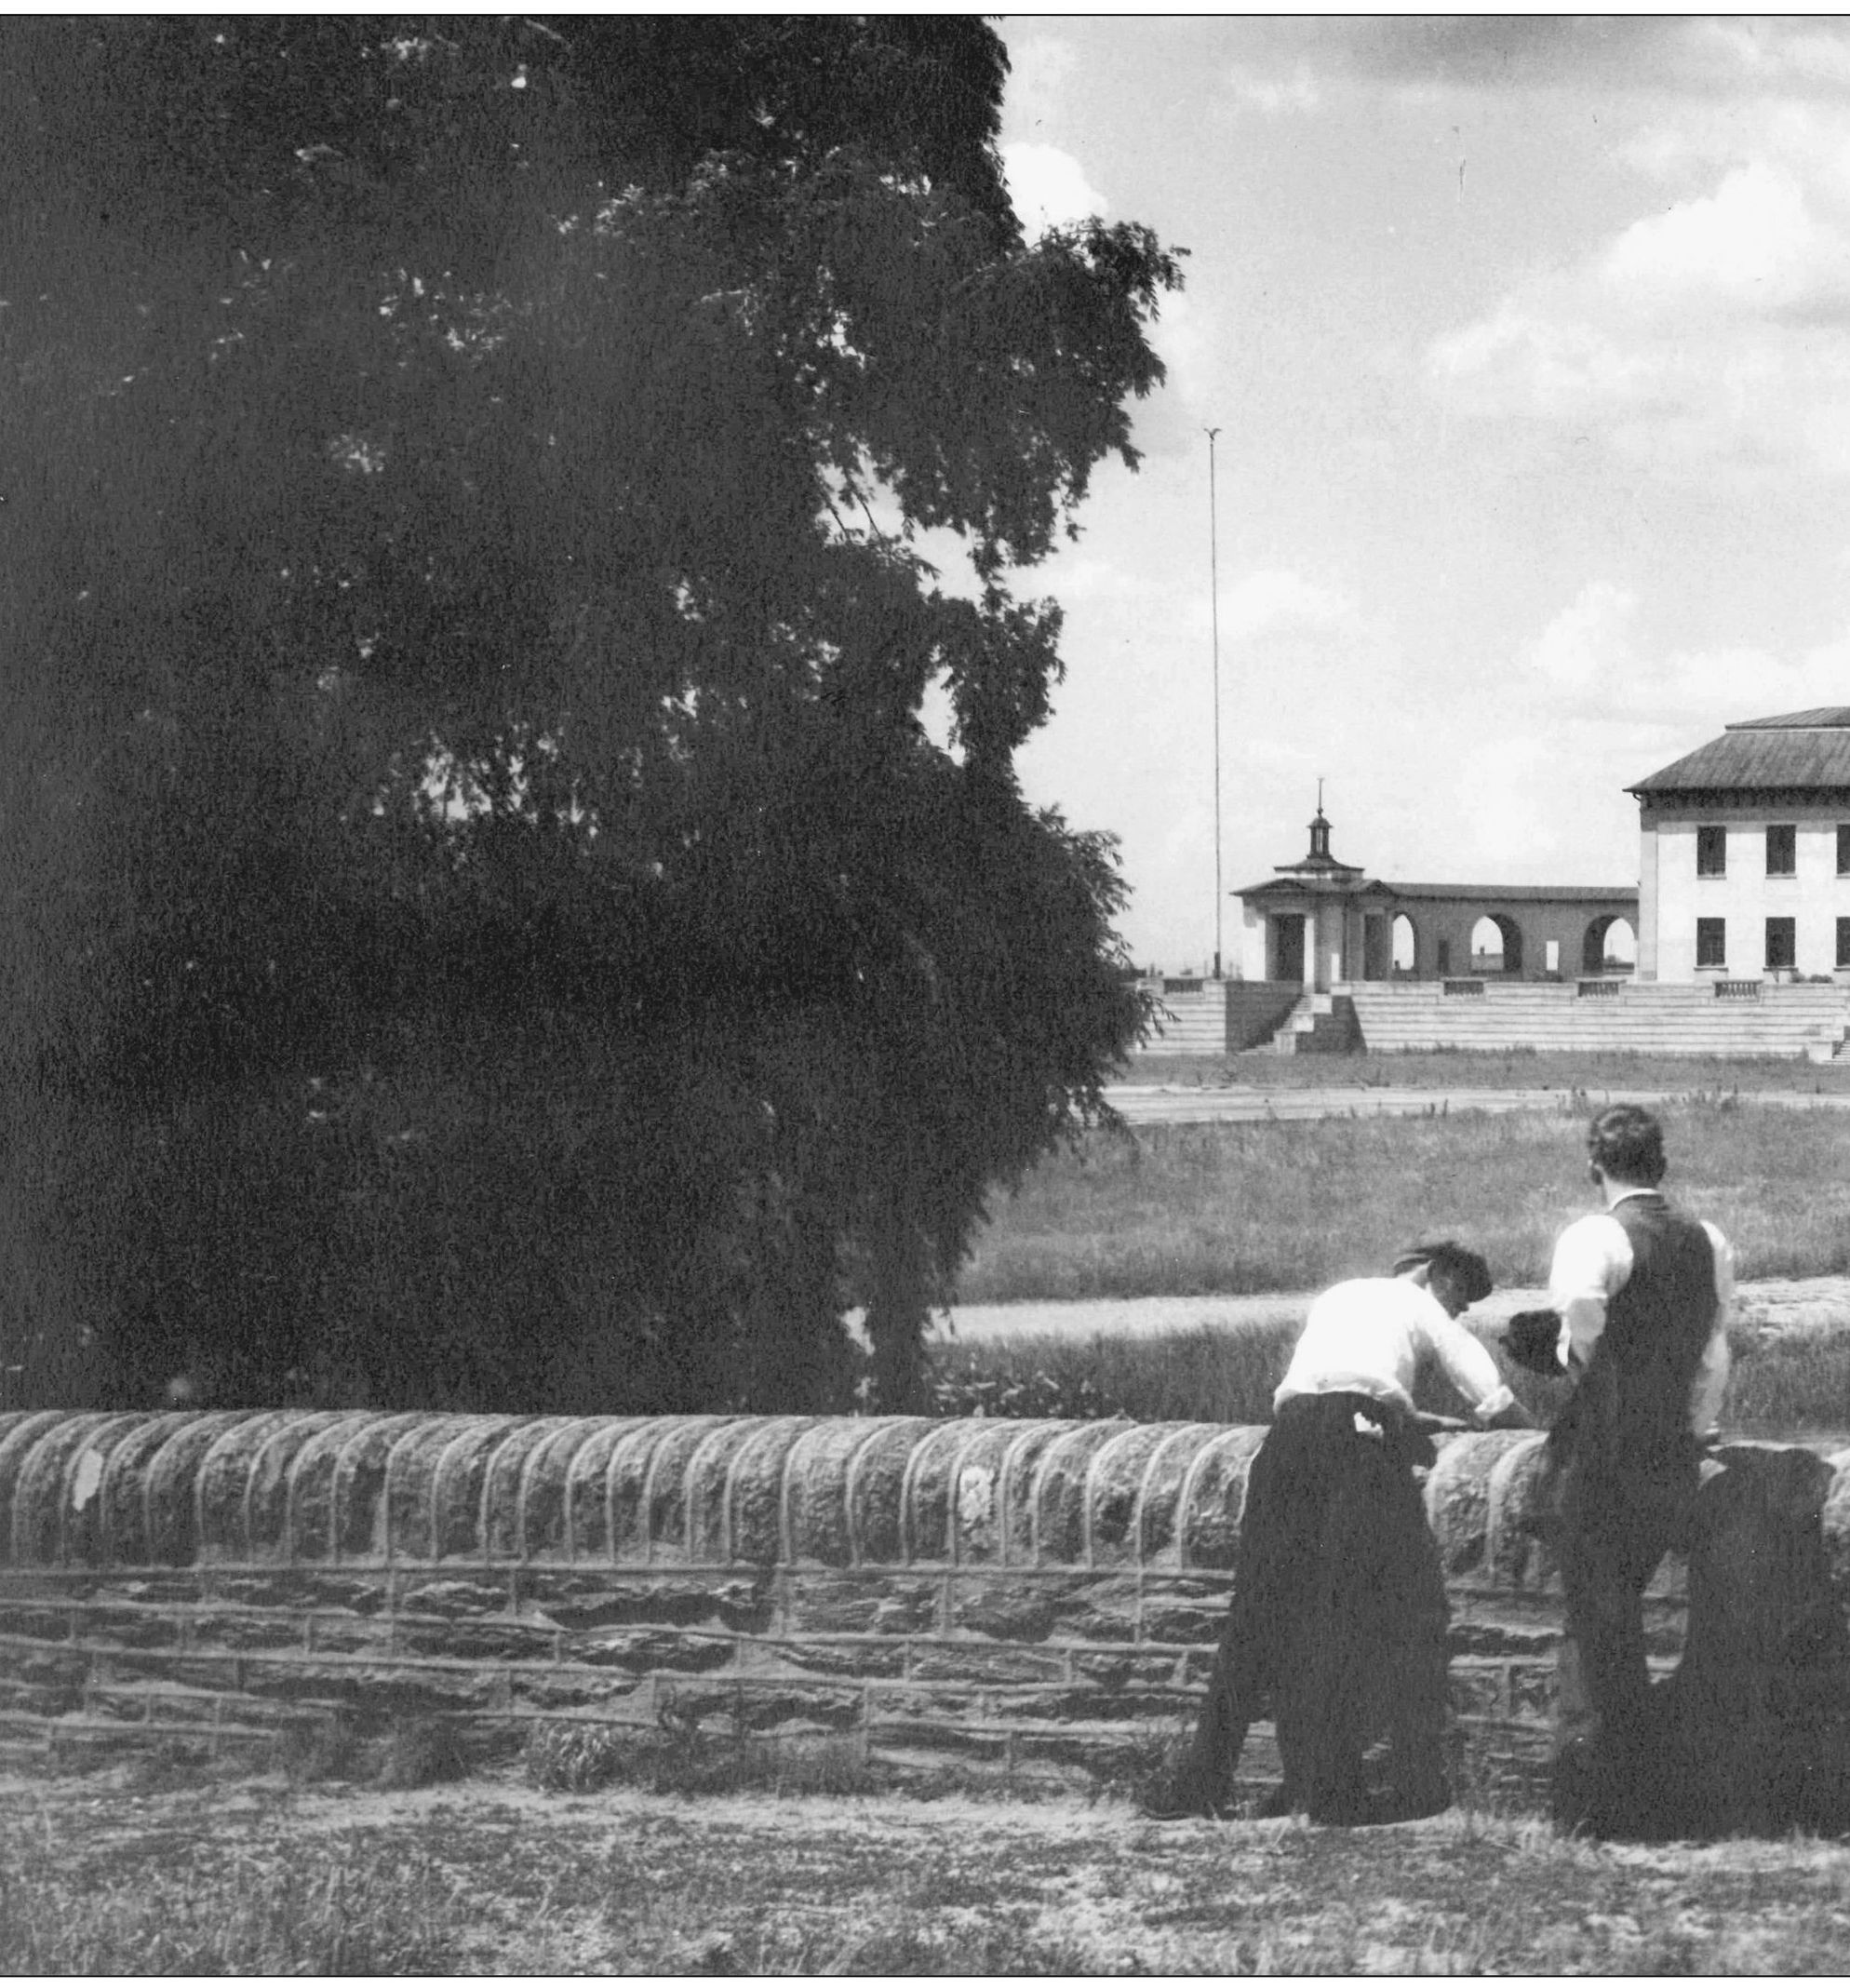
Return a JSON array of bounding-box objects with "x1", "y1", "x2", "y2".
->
[{"x1": 1553, "y1": 1192, "x2": 1717, "y2": 1473}]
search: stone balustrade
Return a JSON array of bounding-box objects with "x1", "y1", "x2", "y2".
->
[{"x1": 0, "y1": 1410, "x2": 1843, "y2": 1798}]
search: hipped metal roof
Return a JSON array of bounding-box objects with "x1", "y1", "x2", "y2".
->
[{"x1": 1629, "y1": 709, "x2": 1850, "y2": 795}]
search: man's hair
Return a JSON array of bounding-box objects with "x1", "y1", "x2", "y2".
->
[
  {"x1": 1391, "y1": 1238, "x2": 1493, "y2": 1303},
  {"x1": 1587, "y1": 1104, "x2": 1666, "y2": 1186}
]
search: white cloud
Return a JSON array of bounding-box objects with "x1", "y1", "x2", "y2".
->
[
  {"x1": 1000, "y1": 32, "x2": 1078, "y2": 140},
  {"x1": 1518, "y1": 585, "x2": 1850, "y2": 748},
  {"x1": 1525, "y1": 582, "x2": 1638, "y2": 692},
  {"x1": 1647, "y1": 635, "x2": 1850, "y2": 724},
  {"x1": 1430, "y1": 110, "x2": 1850, "y2": 477},
  {"x1": 1602, "y1": 161, "x2": 1830, "y2": 309},
  {"x1": 1001, "y1": 141, "x2": 1109, "y2": 238},
  {"x1": 1682, "y1": 19, "x2": 1850, "y2": 94},
  {"x1": 1143, "y1": 287, "x2": 1213, "y2": 409},
  {"x1": 1221, "y1": 568, "x2": 1360, "y2": 641},
  {"x1": 1226, "y1": 62, "x2": 1321, "y2": 115}
]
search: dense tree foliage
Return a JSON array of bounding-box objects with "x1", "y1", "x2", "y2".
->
[{"x1": 0, "y1": 19, "x2": 1180, "y2": 1412}]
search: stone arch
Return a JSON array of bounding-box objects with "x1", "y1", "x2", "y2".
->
[
  {"x1": 1582, "y1": 915, "x2": 1635, "y2": 975},
  {"x1": 1470, "y1": 913, "x2": 1524, "y2": 976},
  {"x1": 1391, "y1": 913, "x2": 1417, "y2": 974}
]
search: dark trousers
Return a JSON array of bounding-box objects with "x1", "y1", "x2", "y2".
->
[
  {"x1": 1544, "y1": 1449, "x2": 1697, "y2": 1787},
  {"x1": 1170, "y1": 1392, "x2": 1451, "y2": 1820}
]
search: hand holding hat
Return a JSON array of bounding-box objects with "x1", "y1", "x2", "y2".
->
[{"x1": 1501, "y1": 1308, "x2": 1564, "y2": 1377}]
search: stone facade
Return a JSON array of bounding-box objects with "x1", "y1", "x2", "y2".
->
[
  {"x1": 1639, "y1": 804, "x2": 1850, "y2": 983},
  {"x1": 0, "y1": 1411, "x2": 1844, "y2": 1801},
  {"x1": 1233, "y1": 810, "x2": 1637, "y2": 993}
]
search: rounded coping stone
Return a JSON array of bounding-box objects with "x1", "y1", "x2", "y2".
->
[
  {"x1": 198, "y1": 1411, "x2": 302, "y2": 1558},
  {"x1": 282, "y1": 1412, "x2": 404, "y2": 1562},
  {"x1": 0, "y1": 1414, "x2": 72, "y2": 1565},
  {"x1": 556, "y1": 1417, "x2": 642, "y2": 1562},
  {"x1": 515, "y1": 1420, "x2": 610, "y2": 1560},
  {"x1": 5, "y1": 1412, "x2": 1845, "y2": 1580},
  {"x1": 1425, "y1": 1430, "x2": 1538, "y2": 1577},
  {"x1": 97, "y1": 1412, "x2": 205, "y2": 1565},
  {"x1": 1175, "y1": 1425, "x2": 1269, "y2": 1571},
  {"x1": 244, "y1": 1412, "x2": 351, "y2": 1560},
  {"x1": 52, "y1": 1413, "x2": 148, "y2": 1567},
  {"x1": 1809, "y1": 1446, "x2": 1850, "y2": 1592},
  {"x1": 720, "y1": 1417, "x2": 821, "y2": 1567},
  {"x1": 1482, "y1": 1431, "x2": 1555, "y2": 1586},
  {"x1": 8, "y1": 1412, "x2": 114, "y2": 1567}
]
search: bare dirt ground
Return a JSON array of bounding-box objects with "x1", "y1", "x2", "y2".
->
[{"x1": 10, "y1": 1763, "x2": 1850, "y2": 1973}]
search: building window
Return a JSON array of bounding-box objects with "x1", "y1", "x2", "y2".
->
[
  {"x1": 1767, "y1": 825, "x2": 1797, "y2": 876},
  {"x1": 1696, "y1": 918, "x2": 1726, "y2": 969},
  {"x1": 1696, "y1": 826, "x2": 1726, "y2": 877},
  {"x1": 1766, "y1": 917, "x2": 1797, "y2": 972},
  {"x1": 1840, "y1": 826, "x2": 1850, "y2": 876},
  {"x1": 1838, "y1": 918, "x2": 1850, "y2": 969}
]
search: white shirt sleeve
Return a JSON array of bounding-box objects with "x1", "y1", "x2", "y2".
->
[
  {"x1": 1689, "y1": 1222, "x2": 1735, "y2": 1437},
  {"x1": 1415, "y1": 1294, "x2": 1518, "y2": 1423},
  {"x1": 1548, "y1": 1212, "x2": 1632, "y2": 1369}
]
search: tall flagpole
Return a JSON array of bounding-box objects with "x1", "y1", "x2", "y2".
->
[{"x1": 1206, "y1": 425, "x2": 1223, "y2": 980}]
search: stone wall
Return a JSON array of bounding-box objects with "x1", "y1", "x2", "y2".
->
[{"x1": 0, "y1": 1411, "x2": 1843, "y2": 1794}]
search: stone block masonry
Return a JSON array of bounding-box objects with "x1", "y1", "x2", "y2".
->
[{"x1": 0, "y1": 1411, "x2": 1843, "y2": 1796}]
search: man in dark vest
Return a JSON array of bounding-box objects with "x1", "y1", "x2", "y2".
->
[
  {"x1": 1527, "y1": 1104, "x2": 1735, "y2": 1830},
  {"x1": 1147, "y1": 1238, "x2": 1531, "y2": 1826}
]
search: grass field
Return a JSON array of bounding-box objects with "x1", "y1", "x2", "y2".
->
[
  {"x1": 959, "y1": 1097, "x2": 1850, "y2": 1303},
  {"x1": 1119, "y1": 1046, "x2": 1850, "y2": 1093},
  {"x1": 8, "y1": 1767, "x2": 1850, "y2": 1974},
  {"x1": 924, "y1": 1312, "x2": 1850, "y2": 1439},
  {"x1": 936, "y1": 1073, "x2": 1850, "y2": 1433}
]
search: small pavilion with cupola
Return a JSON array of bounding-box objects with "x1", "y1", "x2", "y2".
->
[{"x1": 1234, "y1": 806, "x2": 1639, "y2": 991}]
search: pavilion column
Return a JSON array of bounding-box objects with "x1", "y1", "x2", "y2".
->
[{"x1": 1636, "y1": 812, "x2": 1659, "y2": 981}]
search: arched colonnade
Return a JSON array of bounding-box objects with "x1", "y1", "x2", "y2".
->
[{"x1": 1250, "y1": 885, "x2": 1641, "y2": 991}]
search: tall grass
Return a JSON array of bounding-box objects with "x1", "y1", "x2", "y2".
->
[
  {"x1": 960, "y1": 1101, "x2": 1850, "y2": 1304},
  {"x1": 924, "y1": 1316, "x2": 1850, "y2": 1441},
  {"x1": 929, "y1": 1321, "x2": 1304, "y2": 1425},
  {"x1": 1726, "y1": 1327, "x2": 1850, "y2": 1441}
]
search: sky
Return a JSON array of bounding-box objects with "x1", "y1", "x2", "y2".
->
[{"x1": 979, "y1": 16, "x2": 1850, "y2": 974}]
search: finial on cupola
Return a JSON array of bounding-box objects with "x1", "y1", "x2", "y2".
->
[{"x1": 1308, "y1": 779, "x2": 1332, "y2": 860}]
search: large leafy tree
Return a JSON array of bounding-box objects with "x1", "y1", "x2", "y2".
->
[{"x1": 0, "y1": 19, "x2": 1178, "y2": 1412}]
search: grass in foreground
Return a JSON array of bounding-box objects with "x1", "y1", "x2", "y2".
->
[
  {"x1": 8, "y1": 1766, "x2": 1850, "y2": 1974},
  {"x1": 959, "y1": 1099, "x2": 1850, "y2": 1303}
]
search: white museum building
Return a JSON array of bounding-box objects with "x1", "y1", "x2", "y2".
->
[{"x1": 1632, "y1": 706, "x2": 1850, "y2": 984}]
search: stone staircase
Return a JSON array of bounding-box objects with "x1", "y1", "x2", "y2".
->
[
  {"x1": 1138, "y1": 981, "x2": 1230, "y2": 1055},
  {"x1": 1139, "y1": 979, "x2": 1307, "y2": 1056},
  {"x1": 1342, "y1": 980, "x2": 1850, "y2": 1061},
  {"x1": 1267, "y1": 990, "x2": 1363, "y2": 1054}
]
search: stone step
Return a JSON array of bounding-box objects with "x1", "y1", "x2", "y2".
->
[{"x1": 1345, "y1": 983, "x2": 1850, "y2": 1060}]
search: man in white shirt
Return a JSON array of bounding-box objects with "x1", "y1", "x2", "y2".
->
[
  {"x1": 1151, "y1": 1239, "x2": 1531, "y2": 1825},
  {"x1": 1520, "y1": 1104, "x2": 1734, "y2": 1833}
]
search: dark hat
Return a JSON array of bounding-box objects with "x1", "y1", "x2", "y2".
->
[{"x1": 1391, "y1": 1237, "x2": 1494, "y2": 1304}]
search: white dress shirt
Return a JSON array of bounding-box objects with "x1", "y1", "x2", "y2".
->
[
  {"x1": 1547, "y1": 1189, "x2": 1734, "y2": 1437},
  {"x1": 1275, "y1": 1275, "x2": 1517, "y2": 1423}
]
